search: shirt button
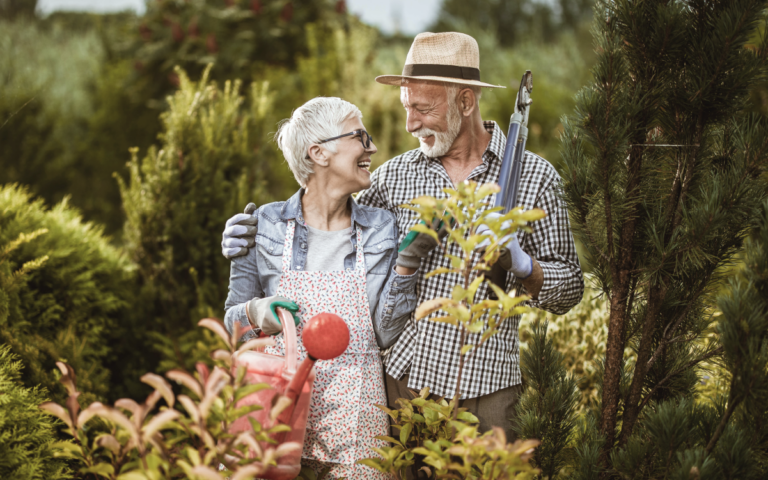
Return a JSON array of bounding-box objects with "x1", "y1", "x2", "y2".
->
[
  {"x1": 301, "y1": 242, "x2": 307, "y2": 249},
  {"x1": 387, "y1": 308, "x2": 393, "y2": 314},
  {"x1": 296, "y1": 265, "x2": 303, "y2": 270},
  {"x1": 393, "y1": 282, "x2": 398, "y2": 288},
  {"x1": 378, "y1": 245, "x2": 382, "y2": 250}
]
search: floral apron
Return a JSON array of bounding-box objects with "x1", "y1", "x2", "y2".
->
[{"x1": 264, "y1": 220, "x2": 391, "y2": 479}]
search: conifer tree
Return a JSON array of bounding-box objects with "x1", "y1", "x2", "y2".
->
[
  {"x1": 117, "y1": 66, "x2": 292, "y2": 372},
  {"x1": 0, "y1": 345, "x2": 70, "y2": 480},
  {"x1": 557, "y1": 0, "x2": 768, "y2": 474},
  {"x1": 514, "y1": 321, "x2": 579, "y2": 478},
  {"x1": 0, "y1": 185, "x2": 133, "y2": 403},
  {"x1": 709, "y1": 199, "x2": 768, "y2": 457}
]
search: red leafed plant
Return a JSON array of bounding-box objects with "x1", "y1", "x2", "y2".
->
[{"x1": 39, "y1": 319, "x2": 299, "y2": 479}]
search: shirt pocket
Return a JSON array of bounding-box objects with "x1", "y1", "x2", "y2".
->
[
  {"x1": 364, "y1": 238, "x2": 396, "y2": 275},
  {"x1": 255, "y1": 234, "x2": 284, "y2": 272}
]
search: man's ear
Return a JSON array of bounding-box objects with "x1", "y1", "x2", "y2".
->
[
  {"x1": 458, "y1": 88, "x2": 477, "y2": 117},
  {"x1": 307, "y1": 144, "x2": 329, "y2": 167}
]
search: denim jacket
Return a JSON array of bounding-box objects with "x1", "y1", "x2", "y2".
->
[{"x1": 224, "y1": 189, "x2": 418, "y2": 349}]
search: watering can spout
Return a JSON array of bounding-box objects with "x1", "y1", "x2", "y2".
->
[{"x1": 277, "y1": 311, "x2": 350, "y2": 425}]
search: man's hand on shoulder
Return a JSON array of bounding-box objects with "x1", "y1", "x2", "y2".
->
[{"x1": 222, "y1": 202, "x2": 259, "y2": 260}]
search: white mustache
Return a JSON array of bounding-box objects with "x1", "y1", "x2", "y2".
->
[{"x1": 412, "y1": 128, "x2": 437, "y2": 139}]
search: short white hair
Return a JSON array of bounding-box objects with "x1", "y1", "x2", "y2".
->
[
  {"x1": 444, "y1": 83, "x2": 483, "y2": 103},
  {"x1": 275, "y1": 97, "x2": 363, "y2": 187}
]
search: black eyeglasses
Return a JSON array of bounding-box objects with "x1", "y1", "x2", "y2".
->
[{"x1": 317, "y1": 129, "x2": 374, "y2": 150}]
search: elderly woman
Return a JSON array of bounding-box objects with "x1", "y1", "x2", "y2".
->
[{"x1": 223, "y1": 97, "x2": 417, "y2": 479}]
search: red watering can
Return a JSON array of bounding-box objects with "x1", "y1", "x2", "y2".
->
[{"x1": 230, "y1": 309, "x2": 350, "y2": 480}]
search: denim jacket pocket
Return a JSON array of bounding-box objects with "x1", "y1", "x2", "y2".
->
[
  {"x1": 364, "y1": 238, "x2": 396, "y2": 275},
  {"x1": 255, "y1": 233, "x2": 283, "y2": 273}
]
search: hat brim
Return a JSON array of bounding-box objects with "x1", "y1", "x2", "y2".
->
[{"x1": 375, "y1": 74, "x2": 505, "y2": 89}]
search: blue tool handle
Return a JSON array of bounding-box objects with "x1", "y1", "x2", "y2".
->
[
  {"x1": 495, "y1": 120, "x2": 521, "y2": 210},
  {"x1": 505, "y1": 135, "x2": 527, "y2": 211}
]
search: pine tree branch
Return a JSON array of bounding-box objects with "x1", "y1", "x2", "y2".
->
[
  {"x1": 646, "y1": 277, "x2": 712, "y2": 373},
  {"x1": 637, "y1": 346, "x2": 723, "y2": 414},
  {"x1": 705, "y1": 382, "x2": 741, "y2": 455},
  {"x1": 573, "y1": 193, "x2": 612, "y2": 265},
  {"x1": 690, "y1": 7, "x2": 752, "y2": 101}
]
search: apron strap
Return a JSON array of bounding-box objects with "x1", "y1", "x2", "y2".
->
[
  {"x1": 284, "y1": 220, "x2": 364, "y2": 273},
  {"x1": 282, "y1": 220, "x2": 296, "y2": 274},
  {"x1": 354, "y1": 225, "x2": 365, "y2": 273}
]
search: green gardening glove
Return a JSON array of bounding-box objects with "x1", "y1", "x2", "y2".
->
[
  {"x1": 396, "y1": 216, "x2": 452, "y2": 270},
  {"x1": 245, "y1": 295, "x2": 300, "y2": 336}
]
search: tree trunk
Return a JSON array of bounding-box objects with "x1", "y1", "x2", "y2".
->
[
  {"x1": 618, "y1": 283, "x2": 668, "y2": 445},
  {"x1": 598, "y1": 141, "x2": 646, "y2": 465}
]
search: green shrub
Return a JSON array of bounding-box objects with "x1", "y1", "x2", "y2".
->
[
  {"x1": 514, "y1": 320, "x2": 578, "y2": 478},
  {"x1": 0, "y1": 18, "x2": 158, "y2": 235},
  {"x1": 41, "y1": 319, "x2": 298, "y2": 479},
  {"x1": 0, "y1": 184, "x2": 133, "y2": 403},
  {"x1": 0, "y1": 344, "x2": 71, "y2": 480},
  {"x1": 132, "y1": 0, "x2": 348, "y2": 99},
  {"x1": 117, "y1": 65, "x2": 294, "y2": 373},
  {"x1": 362, "y1": 181, "x2": 543, "y2": 479}
]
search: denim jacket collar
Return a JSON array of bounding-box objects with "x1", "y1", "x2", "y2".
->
[{"x1": 280, "y1": 188, "x2": 372, "y2": 228}]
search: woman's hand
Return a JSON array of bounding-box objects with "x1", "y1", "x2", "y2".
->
[
  {"x1": 245, "y1": 295, "x2": 301, "y2": 336},
  {"x1": 396, "y1": 217, "x2": 450, "y2": 270}
]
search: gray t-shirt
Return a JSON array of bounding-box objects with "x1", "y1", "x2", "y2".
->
[{"x1": 304, "y1": 225, "x2": 354, "y2": 272}]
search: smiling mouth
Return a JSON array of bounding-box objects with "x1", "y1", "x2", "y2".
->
[{"x1": 357, "y1": 160, "x2": 371, "y2": 171}]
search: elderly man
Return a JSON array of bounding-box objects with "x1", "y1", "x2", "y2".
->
[{"x1": 222, "y1": 32, "x2": 583, "y2": 440}]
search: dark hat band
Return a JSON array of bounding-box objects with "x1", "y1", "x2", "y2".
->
[{"x1": 402, "y1": 64, "x2": 481, "y2": 81}]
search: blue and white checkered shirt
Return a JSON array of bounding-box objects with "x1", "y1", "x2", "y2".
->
[{"x1": 356, "y1": 121, "x2": 584, "y2": 399}]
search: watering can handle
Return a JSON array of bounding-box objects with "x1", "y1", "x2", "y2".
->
[{"x1": 276, "y1": 307, "x2": 298, "y2": 376}]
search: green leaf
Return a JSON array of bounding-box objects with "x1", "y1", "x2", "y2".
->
[
  {"x1": 429, "y1": 315, "x2": 458, "y2": 325},
  {"x1": 228, "y1": 403, "x2": 263, "y2": 421},
  {"x1": 267, "y1": 423, "x2": 291, "y2": 434},
  {"x1": 399, "y1": 422, "x2": 412, "y2": 445},
  {"x1": 415, "y1": 297, "x2": 455, "y2": 320},
  {"x1": 466, "y1": 320, "x2": 485, "y2": 334},
  {"x1": 410, "y1": 223, "x2": 439, "y2": 242},
  {"x1": 467, "y1": 274, "x2": 485, "y2": 299},
  {"x1": 424, "y1": 267, "x2": 455, "y2": 278},
  {"x1": 452, "y1": 285, "x2": 468, "y2": 302},
  {"x1": 461, "y1": 344, "x2": 475, "y2": 355},
  {"x1": 457, "y1": 411, "x2": 479, "y2": 423},
  {"x1": 519, "y1": 208, "x2": 547, "y2": 222},
  {"x1": 234, "y1": 382, "x2": 270, "y2": 402},
  {"x1": 117, "y1": 472, "x2": 148, "y2": 480},
  {"x1": 356, "y1": 458, "x2": 389, "y2": 472},
  {"x1": 81, "y1": 463, "x2": 115, "y2": 478},
  {"x1": 476, "y1": 183, "x2": 501, "y2": 200},
  {"x1": 374, "y1": 435, "x2": 403, "y2": 447}
]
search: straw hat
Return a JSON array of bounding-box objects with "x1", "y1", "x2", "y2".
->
[{"x1": 375, "y1": 32, "x2": 505, "y2": 89}]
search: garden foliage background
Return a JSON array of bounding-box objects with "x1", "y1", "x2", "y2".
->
[
  {"x1": 0, "y1": 0, "x2": 594, "y2": 403},
  {"x1": 3, "y1": 0, "x2": 767, "y2": 478}
]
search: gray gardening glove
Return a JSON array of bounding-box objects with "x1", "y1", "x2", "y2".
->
[
  {"x1": 245, "y1": 295, "x2": 301, "y2": 336},
  {"x1": 396, "y1": 217, "x2": 451, "y2": 270},
  {"x1": 222, "y1": 202, "x2": 259, "y2": 260}
]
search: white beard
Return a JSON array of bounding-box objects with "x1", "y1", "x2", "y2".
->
[{"x1": 412, "y1": 101, "x2": 462, "y2": 158}]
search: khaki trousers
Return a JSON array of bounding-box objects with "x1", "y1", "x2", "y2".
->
[{"x1": 385, "y1": 373, "x2": 522, "y2": 442}]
